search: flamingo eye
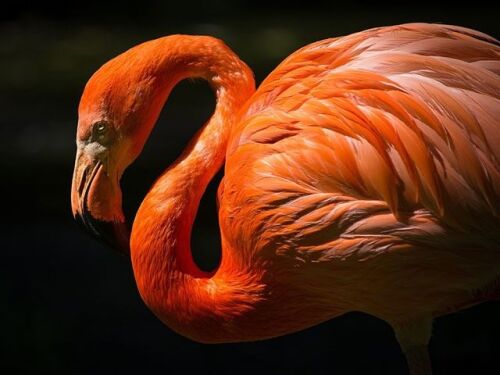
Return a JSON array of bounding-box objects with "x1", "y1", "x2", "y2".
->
[
  {"x1": 91, "y1": 120, "x2": 113, "y2": 144},
  {"x1": 94, "y1": 121, "x2": 108, "y2": 135}
]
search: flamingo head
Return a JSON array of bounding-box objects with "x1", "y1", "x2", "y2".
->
[{"x1": 71, "y1": 46, "x2": 168, "y2": 256}]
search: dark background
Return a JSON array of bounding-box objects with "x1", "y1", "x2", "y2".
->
[{"x1": 2, "y1": 1, "x2": 499, "y2": 374}]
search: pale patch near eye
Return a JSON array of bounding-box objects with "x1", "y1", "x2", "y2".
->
[{"x1": 83, "y1": 141, "x2": 108, "y2": 158}]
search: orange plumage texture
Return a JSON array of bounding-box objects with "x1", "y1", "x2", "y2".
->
[{"x1": 71, "y1": 24, "x2": 500, "y2": 374}]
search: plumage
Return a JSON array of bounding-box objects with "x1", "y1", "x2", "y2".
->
[{"x1": 71, "y1": 24, "x2": 500, "y2": 374}]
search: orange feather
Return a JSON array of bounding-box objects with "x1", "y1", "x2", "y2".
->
[{"x1": 72, "y1": 24, "x2": 500, "y2": 374}]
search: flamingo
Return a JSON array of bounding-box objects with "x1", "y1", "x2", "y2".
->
[{"x1": 71, "y1": 24, "x2": 500, "y2": 374}]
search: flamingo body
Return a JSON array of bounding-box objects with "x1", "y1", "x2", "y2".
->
[
  {"x1": 221, "y1": 23, "x2": 500, "y2": 327},
  {"x1": 72, "y1": 24, "x2": 500, "y2": 373}
]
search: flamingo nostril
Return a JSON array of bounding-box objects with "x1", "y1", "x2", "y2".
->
[{"x1": 77, "y1": 165, "x2": 89, "y2": 196}]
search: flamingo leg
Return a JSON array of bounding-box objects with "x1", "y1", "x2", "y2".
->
[
  {"x1": 392, "y1": 317, "x2": 433, "y2": 375},
  {"x1": 402, "y1": 344, "x2": 432, "y2": 375}
]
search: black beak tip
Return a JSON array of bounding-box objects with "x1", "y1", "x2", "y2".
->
[{"x1": 75, "y1": 211, "x2": 130, "y2": 256}]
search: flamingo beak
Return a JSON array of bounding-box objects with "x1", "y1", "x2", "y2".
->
[{"x1": 71, "y1": 149, "x2": 130, "y2": 256}]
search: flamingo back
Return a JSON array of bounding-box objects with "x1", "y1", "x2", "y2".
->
[{"x1": 219, "y1": 24, "x2": 500, "y2": 318}]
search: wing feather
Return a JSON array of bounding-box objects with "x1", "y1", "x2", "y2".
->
[{"x1": 224, "y1": 24, "x2": 500, "y2": 257}]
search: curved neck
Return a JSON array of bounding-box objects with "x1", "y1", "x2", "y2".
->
[{"x1": 129, "y1": 36, "x2": 260, "y2": 341}]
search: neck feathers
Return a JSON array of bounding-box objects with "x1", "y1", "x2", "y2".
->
[{"x1": 128, "y1": 35, "x2": 261, "y2": 342}]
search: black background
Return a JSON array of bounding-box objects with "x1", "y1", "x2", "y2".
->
[{"x1": 2, "y1": 1, "x2": 499, "y2": 374}]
